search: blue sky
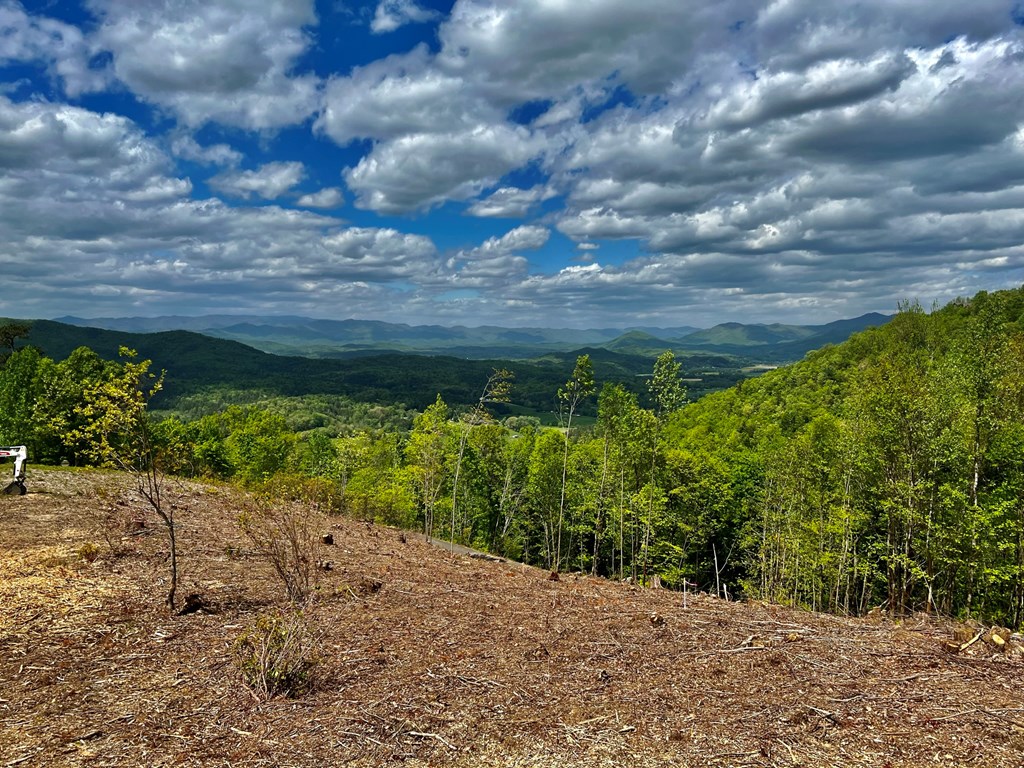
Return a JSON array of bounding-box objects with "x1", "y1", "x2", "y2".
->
[{"x1": 2, "y1": 0, "x2": 1024, "y2": 328}]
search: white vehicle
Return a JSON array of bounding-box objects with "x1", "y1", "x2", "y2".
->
[{"x1": 0, "y1": 445, "x2": 27, "y2": 495}]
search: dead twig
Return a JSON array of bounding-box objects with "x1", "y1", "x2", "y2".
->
[
  {"x1": 335, "y1": 730, "x2": 385, "y2": 747},
  {"x1": 404, "y1": 731, "x2": 455, "y2": 750}
]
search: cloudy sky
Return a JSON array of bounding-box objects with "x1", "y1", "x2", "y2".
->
[{"x1": 2, "y1": 0, "x2": 1024, "y2": 328}]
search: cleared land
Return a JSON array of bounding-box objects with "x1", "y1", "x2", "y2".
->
[{"x1": 2, "y1": 469, "x2": 1022, "y2": 767}]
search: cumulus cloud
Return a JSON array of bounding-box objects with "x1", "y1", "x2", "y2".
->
[
  {"x1": 448, "y1": 224, "x2": 550, "y2": 286},
  {"x1": 345, "y1": 125, "x2": 547, "y2": 213},
  {"x1": 317, "y1": 46, "x2": 498, "y2": 145},
  {"x1": 470, "y1": 224, "x2": 550, "y2": 255},
  {"x1": 297, "y1": 187, "x2": 344, "y2": 209},
  {"x1": 435, "y1": 0, "x2": 747, "y2": 102},
  {"x1": 87, "y1": 0, "x2": 320, "y2": 129},
  {"x1": 0, "y1": 94, "x2": 450, "y2": 318},
  {"x1": 0, "y1": 0, "x2": 105, "y2": 95},
  {"x1": 210, "y1": 162, "x2": 306, "y2": 200},
  {"x1": 6, "y1": 0, "x2": 1024, "y2": 325},
  {"x1": 0, "y1": 96, "x2": 186, "y2": 205},
  {"x1": 320, "y1": 227, "x2": 439, "y2": 281},
  {"x1": 170, "y1": 135, "x2": 242, "y2": 167},
  {"x1": 467, "y1": 185, "x2": 556, "y2": 218},
  {"x1": 370, "y1": 0, "x2": 440, "y2": 34}
]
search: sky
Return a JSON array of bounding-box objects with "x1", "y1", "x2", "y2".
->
[{"x1": 2, "y1": 0, "x2": 1024, "y2": 329}]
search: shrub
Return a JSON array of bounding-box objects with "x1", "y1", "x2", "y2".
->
[
  {"x1": 238, "y1": 497, "x2": 323, "y2": 603},
  {"x1": 76, "y1": 541, "x2": 100, "y2": 563},
  {"x1": 234, "y1": 611, "x2": 320, "y2": 700}
]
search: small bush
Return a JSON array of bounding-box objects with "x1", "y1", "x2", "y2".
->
[
  {"x1": 234, "y1": 611, "x2": 320, "y2": 699},
  {"x1": 77, "y1": 542, "x2": 101, "y2": 563},
  {"x1": 238, "y1": 497, "x2": 323, "y2": 603}
]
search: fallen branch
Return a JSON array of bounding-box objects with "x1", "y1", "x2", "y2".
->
[{"x1": 958, "y1": 630, "x2": 985, "y2": 652}]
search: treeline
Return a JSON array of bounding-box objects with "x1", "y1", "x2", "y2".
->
[{"x1": 3, "y1": 287, "x2": 1024, "y2": 629}]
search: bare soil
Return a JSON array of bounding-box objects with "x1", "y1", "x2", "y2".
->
[{"x1": 2, "y1": 468, "x2": 1023, "y2": 767}]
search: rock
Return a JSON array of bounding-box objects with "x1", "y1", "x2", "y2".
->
[{"x1": 321, "y1": 533, "x2": 334, "y2": 545}]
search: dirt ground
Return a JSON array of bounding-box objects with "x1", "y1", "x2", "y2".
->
[{"x1": 2, "y1": 468, "x2": 1023, "y2": 768}]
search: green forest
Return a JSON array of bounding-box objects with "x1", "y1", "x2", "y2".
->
[{"x1": 3, "y1": 286, "x2": 1024, "y2": 628}]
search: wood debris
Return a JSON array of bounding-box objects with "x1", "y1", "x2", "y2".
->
[{"x1": 1, "y1": 468, "x2": 1022, "y2": 768}]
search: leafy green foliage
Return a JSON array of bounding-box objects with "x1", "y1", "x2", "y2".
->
[
  {"x1": 667, "y1": 287, "x2": 1024, "y2": 624},
  {"x1": 234, "y1": 612, "x2": 321, "y2": 700},
  {"x1": 21, "y1": 320, "x2": 765, "y2": 417},
  {"x1": 8, "y1": 290, "x2": 1024, "y2": 628}
]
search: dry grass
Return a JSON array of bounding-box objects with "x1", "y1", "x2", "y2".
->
[{"x1": 1, "y1": 468, "x2": 1023, "y2": 767}]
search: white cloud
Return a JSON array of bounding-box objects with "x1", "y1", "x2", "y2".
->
[
  {"x1": 6, "y1": 0, "x2": 1024, "y2": 326},
  {"x1": 88, "y1": 0, "x2": 321, "y2": 129},
  {"x1": 467, "y1": 185, "x2": 556, "y2": 218},
  {"x1": 317, "y1": 47, "x2": 497, "y2": 145},
  {"x1": 320, "y1": 227, "x2": 439, "y2": 280},
  {"x1": 704, "y1": 52, "x2": 918, "y2": 130},
  {"x1": 345, "y1": 125, "x2": 546, "y2": 213},
  {"x1": 210, "y1": 162, "x2": 306, "y2": 200},
  {"x1": 0, "y1": 95, "x2": 451, "y2": 318},
  {"x1": 448, "y1": 224, "x2": 550, "y2": 286},
  {"x1": 436, "y1": 0, "x2": 751, "y2": 102},
  {"x1": 370, "y1": 0, "x2": 440, "y2": 34},
  {"x1": 0, "y1": 95, "x2": 184, "y2": 203},
  {"x1": 471, "y1": 224, "x2": 550, "y2": 255},
  {"x1": 297, "y1": 187, "x2": 344, "y2": 209},
  {"x1": 170, "y1": 135, "x2": 242, "y2": 167},
  {"x1": 0, "y1": 0, "x2": 105, "y2": 95}
]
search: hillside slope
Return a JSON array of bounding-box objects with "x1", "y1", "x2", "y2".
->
[
  {"x1": 673, "y1": 312, "x2": 891, "y2": 360},
  {"x1": 1, "y1": 470, "x2": 1021, "y2": 767}
]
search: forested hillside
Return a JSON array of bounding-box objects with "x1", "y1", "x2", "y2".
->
[
  {"x1": 14, "y1": 320, "x2": 750, "y2": 414},
  {"x1": 668, "y1": 288, "x2": 1024, "y2": 625},
  {"x1": 2, "y1": 288, "x2": 1022, "y2": 628}
]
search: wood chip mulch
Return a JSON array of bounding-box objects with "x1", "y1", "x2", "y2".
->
[{"x1": 2, "y1": 468, "x2": 1022, "y2": 767}]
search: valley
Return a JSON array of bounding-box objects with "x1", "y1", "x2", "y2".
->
[{"x1": 22, "y1": 313, "x2": 889, "y2": 422}]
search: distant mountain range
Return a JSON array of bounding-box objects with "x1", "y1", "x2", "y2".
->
[
  {"x1": 16, "y1": 320, "x2": 723, "y2": 413},
  {"x1": 54, "y1": 313, "x2": 890, "y2": 362}
]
